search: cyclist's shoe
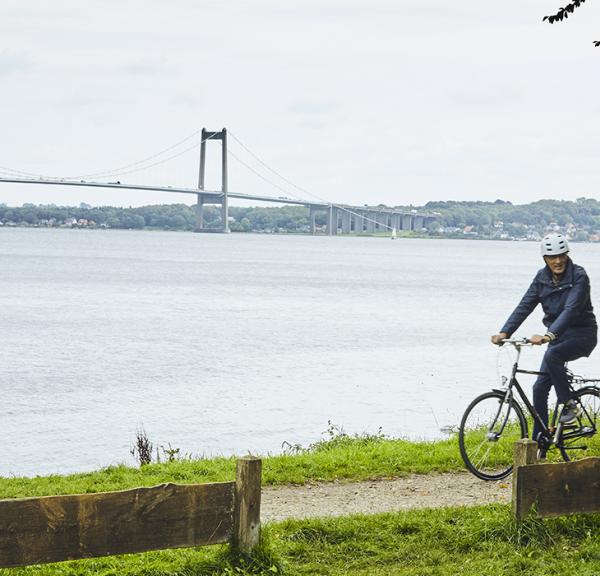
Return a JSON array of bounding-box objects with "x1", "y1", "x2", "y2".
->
[
  {"x1": 536, "y1": 432, "x2": 549, "y2": 461},
  {"x1": 559, "y1": 400, "x2": 581, "y2": 424}
]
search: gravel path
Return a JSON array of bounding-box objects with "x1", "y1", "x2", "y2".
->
[{"x1": 261, "y1": 472, "x2": 511, "y2": 522}]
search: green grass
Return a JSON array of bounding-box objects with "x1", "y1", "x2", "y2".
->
[
  {"x1": 0, "y1": 539, "x2": 283, "y2": 576},
  {"x1": 2, "y1": 427, "x2": 600, "y2": 574},
  {"x1": 0, "y1": 432, "x2": 464, "y2": 499},
  {"x1": 3, "y1": 422, "x2": 600, "y2": 499},
  {"x1": 3, "y1": 506, "x2": 600, "y2": 575},
  {"x1": 270, "y1": 505, "x2": 600, "y2": 575}
]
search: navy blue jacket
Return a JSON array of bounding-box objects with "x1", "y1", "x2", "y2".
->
[{"x1": 501, "y1": 259, "x2": 597, "y2": 339}]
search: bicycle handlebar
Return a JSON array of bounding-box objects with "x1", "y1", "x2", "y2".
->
[{"x1": 499, "y1": 338, "x2": 532, "y2": 348}]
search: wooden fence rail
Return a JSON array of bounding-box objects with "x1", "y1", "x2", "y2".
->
[
  {"x1": 0, "y1": 457, "x2": 261, "y2": 568},
  {"x1": 512, "y1": 439, "x2": 600, "y2": 520}
]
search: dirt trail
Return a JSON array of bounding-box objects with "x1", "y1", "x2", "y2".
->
[{"x1": 261, "y1": 472, "x2": 511, "y2": 523}]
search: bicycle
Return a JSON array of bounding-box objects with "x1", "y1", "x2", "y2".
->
[{"x1": 458, "y1": 338, "x2": 600, "y2": 481}]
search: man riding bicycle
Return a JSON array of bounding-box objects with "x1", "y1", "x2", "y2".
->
[{"x1": 491, "y1": 233, "x2": 597, "y2": 445}]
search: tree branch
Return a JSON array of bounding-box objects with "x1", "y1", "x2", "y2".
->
[
  {"x1": 543, "y1": 1, "x2": 598, "y2": 47},
  {"x1": 543, "y1": 0, "x2": 587, "y2": 24}
]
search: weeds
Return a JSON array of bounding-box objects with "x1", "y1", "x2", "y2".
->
[
  {"x1": 130, "y1": 427, "x2": 153, "y2": 466},
  {"x1": 216, "y1": 529, "x2": 284, "y2": 575},
  {"x1": 282, "y1": 420, "x2": 387, "y2": 456},
  {"x1": 160, "y1": 443, "x2": 181, "y2": 462},
  {"x1": 130, "y1": 428, "x2": 185, "y2": 466},
  {"x1": 280, "y1": 441, "x2": 304, "y2": 456},
  {"x1": 310, "y1": 421, "x2": 387, "y2": 452}
]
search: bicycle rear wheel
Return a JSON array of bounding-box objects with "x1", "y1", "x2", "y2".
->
[
  {"x1": 558, "y1": 387, "x2": 600, "y2": 462},
  {"x1": 459, "y1": 391, "x2": 528, "y2": 480}
]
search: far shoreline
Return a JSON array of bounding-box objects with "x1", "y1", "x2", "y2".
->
[{"x1": 3, "y1": 225, "x2": 599, "y2": 245}]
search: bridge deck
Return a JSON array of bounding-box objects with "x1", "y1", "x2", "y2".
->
[{"x1": 0, "y1": 177, "x2": 437, "y2": 218}]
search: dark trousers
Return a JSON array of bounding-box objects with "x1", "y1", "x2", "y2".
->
[{"x1": 532, "y1": 331, "x2": 597, "y2": 441}]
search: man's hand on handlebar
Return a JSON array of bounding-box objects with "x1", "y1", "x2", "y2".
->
[
  {"x1": 491, "y1": 332, "x2": 508, "y2": 346},
  {"x1": 528, "y1": 334, "x2": 550, "y2": 346},
  {"x1": 491, "y1": 332, "x2": 550, "y2": 346}
]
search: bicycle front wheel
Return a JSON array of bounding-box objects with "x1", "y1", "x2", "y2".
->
[{"x1": 459, "y1": 391, "x2": 528, "y2": 480}]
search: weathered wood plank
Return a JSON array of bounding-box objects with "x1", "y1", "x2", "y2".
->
[
  {"x1": 514, "y1": 457, "x2": 600, "y2": 519},
  {"x1": 0, "y1": 481, "x2": 235, "y2": 568},
  {"x1": 233, "y1": 458, "x2": 262, "y2": 553},
  {"x1": 514, "y1": 439, "x2": 538, "y2": 467},
  {"x1": 512, "y1": 439, "x2": 538, "y2": 519}
]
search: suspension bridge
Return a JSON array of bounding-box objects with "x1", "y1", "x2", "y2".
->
[{"x1": 0, "y1": 128, "x2": 437, "y2": 235}]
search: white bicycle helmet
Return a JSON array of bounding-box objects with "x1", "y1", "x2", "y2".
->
[{"x1": 540, "y1": 233, "x2": 569, "y2": 256}]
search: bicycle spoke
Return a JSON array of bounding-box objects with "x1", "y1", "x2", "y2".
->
[
  {"x1": 557, "y1": 388, "x2": 600, "y2": 461},
  {"x1": 459, "y1": 391, "x2": 527, "y2": 481},
  {"x1": 474, "y1": 444, "x2": 494, "y2": 471},
  {"x1": 469, "y1": 439, "x2": 489, "y2": 461}
]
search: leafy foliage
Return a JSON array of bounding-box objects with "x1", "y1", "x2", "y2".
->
[
  {"x1": 4, "y1": 197, "x2": 600, "y2": 239},
  {"x1": 542, "y1": 1, "x2": 599, "y2": 47},
  {"x1": 0, "y1": 202, "x2": 319, "y2": 232},
  {"x1": 424, "y1": 197, "x2": 600, "y2": 240},
  {"x1": 543, "y1": 0, "x2": 588, "y2": 24}
]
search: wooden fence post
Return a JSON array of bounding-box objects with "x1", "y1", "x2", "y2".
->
[
  {"x1": 233, "y1": 457, "x2": 262, "y2": 553},
  {"x1": 512, "y1": 438, "x2": 538, "y2": 520}
]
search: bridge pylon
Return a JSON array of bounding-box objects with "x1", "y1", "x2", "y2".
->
[{"x1": 196, "y1": 128, "x2": 229, "y2": 233}]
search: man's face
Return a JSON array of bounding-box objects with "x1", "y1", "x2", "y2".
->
[{"x1": 543, "y1": 253, "x2": 569, "y2": 276}]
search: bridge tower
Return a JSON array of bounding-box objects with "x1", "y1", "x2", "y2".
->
[{"x1": 196, "y1": 128, "x2": 229, "y2": 233}]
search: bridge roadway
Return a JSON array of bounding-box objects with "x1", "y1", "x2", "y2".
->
[{"x1": 0, "y1": 176, "x2": 436, "y2": 235}]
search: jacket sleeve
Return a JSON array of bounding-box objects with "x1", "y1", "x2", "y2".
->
[
  {"x1": 548, "y1": 271, "x2": 591, "y2": 337},
  {"x1": 500, "y1": 278, "x2": 540, "y2": 336}
]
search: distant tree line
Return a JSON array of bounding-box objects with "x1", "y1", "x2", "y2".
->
[
  {"x1": 423, "y1": 198, "x2": 600, "y2": 238},
  {"x1": 2, "y1": 198, "x2": 600, "y2": 239},
  {"x1": 426, "y1": 198, "x2": 600, "y2": 228},
  {"x1": 0, "y1": 202, "x2": 324, "y2": 232}
]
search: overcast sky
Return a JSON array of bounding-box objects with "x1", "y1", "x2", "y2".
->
[{"x1": 1, "y1": 0, "x2": 600, "y2": 208}]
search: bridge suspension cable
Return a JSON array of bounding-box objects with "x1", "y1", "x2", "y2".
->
[
  {"x1": 229, "y1": 131, "x2": 314, "y2": 202},
  {"x1": 226, "y1": 148, "x2": 300, "y2": 199},
  {"x1": 73, "y1": 140, "x2": 202, "y2": 181},
  {"x1": 62, "y1": 129, "x2": 204, "y2": 180},
  {"x1": 0, "y1": 164, "x2": 46, "y2": 179},
  {"x1": 227, "y1": 130, "x2": 395, "y2": 232},
  {"x1": 0, "y1": 129, "x2": 219, "y2": 183}
]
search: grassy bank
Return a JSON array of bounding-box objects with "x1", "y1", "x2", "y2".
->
[
  {"x1": 3, "y1": 424, "x2": 600, "y2": 498},
  {"x1": 2, "y1": 505, "x2": 600, "y2": 575},
  {"x1": 2, "y1": 431, "x2": 600, "y2": 575},
  {"x1": 0, "y1": 431, "x2": 465, "y2": 498}
]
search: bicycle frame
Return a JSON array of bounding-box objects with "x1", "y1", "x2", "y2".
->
[
  {"x1": 495, "y1": 340, "x2": 599, "y2": 448},
  {"x1": 493, "y1": 343, "x2": 549, "y2": 441},
  {"x1": 459, "y1": 338, "x2": 600, "y2": 480}
]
